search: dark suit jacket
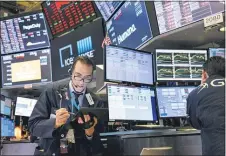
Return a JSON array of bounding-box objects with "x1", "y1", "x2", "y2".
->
[
  {"x1": 187, "y1": 75, "x2": 225, "y2": 156},
  {"x1": 28, "y1": 83, "x2": 105, "y2": 156}
]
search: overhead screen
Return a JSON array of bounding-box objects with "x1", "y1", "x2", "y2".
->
[
  {"x1": 106, "y1": 1, "x2": 153, "y2": 49},
  {"x1": 15, "y1": 97, "x2": 37, "y2": 117},
  {"x1": 1, "y1": 117, "x2": 15, "y2": 137},
  {"x1": 1, "y1": 12, "x2": 50, "y2": 55},
  {"x1": 51, "y1": 18, "x2": 104, "y2": 81},
  {"x1": 0, "y1": 95, "x2": 12, "y2": 116},
  {"x1": 105, "y1": 45, "x2": 154, "y2": 85},
  {"x1": 42, "y1": 1, "x2": 97, "y2": 37},
  {"x1": 1, "y1": 49, "x2": 52, "y2": 88},
  {"x1": 156, "y1": 49, "x2": 207, "y2": 81},
  {"x1": 209, "y1": 48, "x2": 225, "y2": 58},
  {"x1": 107, "y1": 85, "x2": 157, "y2": 121},
  {"x1": 95, "y1": 1, "x2": 123, "y2": 21},
  {"x1": 154, "y1": 1, "x2": 225, "y2": 34},
  {"x1": 156, "y1": 86, "x2": 196, "y2": 118}
]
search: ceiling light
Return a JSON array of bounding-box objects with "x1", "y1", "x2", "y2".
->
[{"x1": 220, "y1": 26, "x2": 225, "y2": 32}]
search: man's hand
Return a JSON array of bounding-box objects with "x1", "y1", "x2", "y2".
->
[
  {"x1": 55, "y1": 108, "x2": 70, "y2": 128},
  {"x1": 78, "y1": 115, "x2": 97, "y2": 137}
]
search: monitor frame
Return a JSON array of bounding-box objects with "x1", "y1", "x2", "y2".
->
[
  {"x1": 0, "y1": 117, "x2": 15, "y2": 137},
  {"x1": 106, "y1": 83, "x2": 159, "y2": 123},
  {"x1": 15, "y1": 97, "x2": 37, "y2": 117},
  {"x1": 41, "y1": 1, "x2": 98, "y2": 38},
  {"x1": 1, "y1": 48, "x2": 53, "y2": 89},
  {"x1": 0, "y1": 10, "x2": 51, "y2": 55},
  {"x1": 0, "y1": 95, "x2": 12, "y2": 117},
  {"x1": 156, "y1": 85, "x2": 197, "y2": 119},
  {"x1": 104, "y1": 45, "x2": 156, "y2": 86},
  {"x1": 155, "y1": 48, "x2": 208, "y2": 82}
]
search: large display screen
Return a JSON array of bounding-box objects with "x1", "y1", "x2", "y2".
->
[
  {"x1": 105, "y1": 45, "x2": 154, "y2": 85},
  {"x1": 107, "y1": 85, "x2": 157, "y2": 121},
  {"x1": 156, "y1": 49, "x2": 207, "y2": 81},
  {"x1": 1, "y1": 117, "x2": 15, "y2": 137},
  {"x1": 15, "y1": 97, "x2": 37, "y2": 117},
  {"x1": 95, "y1": 1, "x2": 123, "y2": 21},
  {"x1": 0, "y1": 95, "x2": 11, "y2": 116},
  {"x1": 42, "y1": 1, "x2": 97, "y2": 37},
  {"x1": 1, "y1": 49, "x2": 52, "y2": 88},
  {"x1": 209, "y1": 48, "x2": 225, "y2": 58},
  {"x1": 1, "y1": 12, "x2": 50, "y2": 54},
  {"x1": 106, "y1": 1, "x2": 153, "y2": 49},
  {"x1": 154, "y1": 1, "x2": 225, "y2": 34},
  {"x1": 51, "y1": 18, "x2": 104, "y2": 81},
  {"x1": 156, "y1": 86, "x2": 196, "y2": 118}
]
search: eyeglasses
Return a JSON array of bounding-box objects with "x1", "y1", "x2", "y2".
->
[{"x1": 73, "y1": 75, "x2": 92, "y2": 83}]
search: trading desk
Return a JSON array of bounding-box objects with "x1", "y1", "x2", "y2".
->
[
  {"x1": 100, "y1": 129, "x2": 201, "y2": 155},
  {"x1": 1, "y1": 129, "x2": 201, "y2": 155}
]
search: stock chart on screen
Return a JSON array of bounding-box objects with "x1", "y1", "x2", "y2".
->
[{"x1": 156, "y1": 49, "x2": 207, "y2": 81}]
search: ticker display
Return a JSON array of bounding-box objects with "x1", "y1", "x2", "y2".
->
[
  {"x1": 1, "y1": 12, "x2": 50, "y2": 54},
  {"x1": 1, "y1": 49, "x2": 52, "y2": 88},
  {"x1": 154, "y1": 1, "x2": 225, "y2": 34},
  {"x1": 156, "y1": 49, "x2": 207, "y2": 81},
  {"x1": 42, "y1": 1, "x2": 97, "y2": 37}
]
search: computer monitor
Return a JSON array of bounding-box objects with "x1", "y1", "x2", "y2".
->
[
  {"x1": 1, "y1": 11, "x2": 50, "y2": 55},
  {"x1": 42, "y1": 1, "x2": 97, "y2": 38},
  {"x1": 156, "y1": 49, "x2": 207, "y2": 81},
  {"x1": 0, "y1": 95, "x2": 12, "y2": 116},
  {"x1": 106, "y1": 1, "x2": 153, "y2": 49},
  {"x1": 154, "y1": 1, "x2": 225, "y2": 34},
  {"x1": 1, "y1": 117, "x2": 15, "y2": 137},
  {"x1": 209, "y1": 48, "x2": 225, "y2": 58},
  {"x1": 1, "y1": 48, "x2": 52, "y2": 88},
  {"x1": 15, "y1": 97, "x2": 37, "y2": 117},
  {"x1": 107, "y1": 84, "x2": 158, "y2": 121},
  {"x1": 105, "y1": 45, "x2": 154, "y2": 85},
  {"x1": 156, "y1": 86, "x2": 197, "y2": 118},
  {"x1": 95, "y1": 1, "x2": 123, "y2": 21}
]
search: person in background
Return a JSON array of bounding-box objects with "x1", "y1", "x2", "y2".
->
[
  {"x1": 28, "y1": 56, "x2": 104, "y2": 156},
  {"x1": 187, "y1": 56, "x2": 225, "y2": 156}
]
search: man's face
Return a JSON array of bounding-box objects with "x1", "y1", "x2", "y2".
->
[
  {"x1": 71, "y1": 61, "x2": 93, "y2": 93},
  {"x1": 201, "y1": 70, "x2": 208, "y2": 84}
]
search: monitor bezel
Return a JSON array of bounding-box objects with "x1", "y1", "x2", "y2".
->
[
  {"x1": 1, "y1": 48, "x2": 53, "y2": 89},
  {"x1": 104, "y1": 45, "x2": 156, "y2": 86},
  {"x1": 0, "y1": 95, "x2": 12, "y2": 117},
  {"x1": 41, "y1": 1, "x2": 98, "y2": 38},
  {"x1": 155, "y1": 85, "x2": 198, "y2": 119},
  {"x1": 0, "y1": 10, "x2": 51, "y2": 55},
  {"x1": 208, "y1": 48, "x2": 225, "y2": 58},
  {"x1": 106, "y1": 83, "x2": 159, "y2": 123},
  {"x1": 155, "y1": 48, "x2": 208, "y2": 82},
  {"x1": 105, "y1": 1, "x2": 154, "y2": 49}
]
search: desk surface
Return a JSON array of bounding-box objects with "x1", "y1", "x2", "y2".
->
[{"x1": 100, "y1": 129, "x2": 200, "y2": 139}]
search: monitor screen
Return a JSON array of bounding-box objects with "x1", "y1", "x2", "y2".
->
[
  {"x1": 51, "y1": 18, "x2": 104, "y2": 81},
  {"x1": 15, "y1": 97, "x2": 37, "y2": 117},
  {"x1": 156, "y1": 86, "x2": 196, "y2": 118},
  {"x1": 107, "y1": 85, "x2": 157, "y2": 121},
  {"x1": 1, "y1": 117, "x2": 15, "y2": 137},
  {"x1": 156, "y1": 49, "x2": 207, "y2": 81},
  {"x1": 1, "y1": 12, "x2": 50, "y2": 54},
  {"x1": 209, "y1": 48, "x2": 225, "y2": 58},
  {"x1": 42, "y1": 1, "x2": 97, "y2": 38},
  {"x1": 106, "y1": 1, "x2": 153, "y2": 49},
  {"x1": 95, "y1": 1, "x2": 123, "y2": 21},
  {"x1": 1, "y1": 48, "x2": 52, "y2": 88},
  {"x1": 0, "y1": 95, "x2": 11, "y2": 116},
  {"x1": 105, "y1": 45, "x2": 154, "y2": 85},
  {"x1": 154, "y1": 1, "x2": 225, "y2": 34}
]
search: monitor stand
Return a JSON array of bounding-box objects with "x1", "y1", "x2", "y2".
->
[{"x1": 116, "y1": 126, "x2": 127, "y2": 132}]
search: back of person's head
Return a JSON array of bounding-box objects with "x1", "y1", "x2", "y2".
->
[{"x1": 203, "y1": 56, "x2": 225, "y2": 77}]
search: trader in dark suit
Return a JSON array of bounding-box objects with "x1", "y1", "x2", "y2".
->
[
  {"x1": 187, "y1": 56, "x2": 225, "y2": 156},
  {"x1": 28, "y1": 56, "x2": 104, "y2": 156}
]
